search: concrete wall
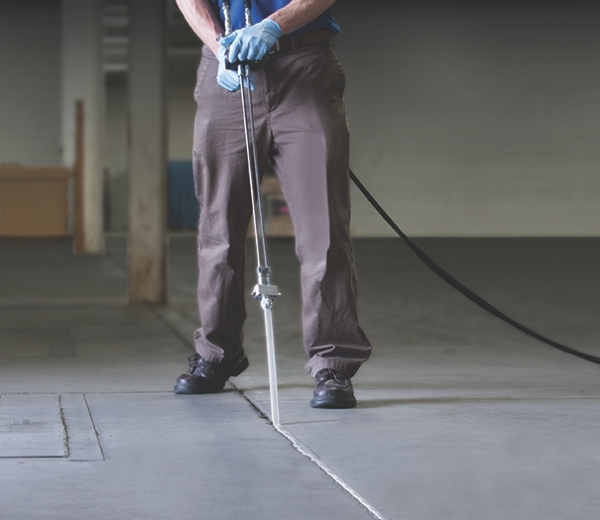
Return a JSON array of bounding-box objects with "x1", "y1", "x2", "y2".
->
[
  {"x1": 334, "y1": 1, "x2": 599, "y2": 236},
  {"x1": 61, "y1": 0, "x2": 85, "y2": 169},
  {"x1": 0, "y1": 0, "x2": 62, "y2": 166},
  {"x1": 141, "y1": 0, "x2": 600, "y2": 237},
  {"x1": 105, "y1": 82, "x2": 128, "y2": 231},
  {"x1": 104, "y1": 84, "x2": 197, "y2": 231},
  {"x1": 168, "y1": 86, "x2": 196, "y2": 160},
  {"x1": 1, "y1": 1, "x2": 597, "y2": 236}
]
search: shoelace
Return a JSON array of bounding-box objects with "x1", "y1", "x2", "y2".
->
[
  {"x1": 187, "y1": 353, "x2": 208, "y2": 371},
  {"x1": 316, "y1": 369, "x2": 347, "y2": 386}
]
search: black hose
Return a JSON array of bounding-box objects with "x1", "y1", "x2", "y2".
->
[{"x1": 349, "y1": 169, "x2": 600, "y2": 366}]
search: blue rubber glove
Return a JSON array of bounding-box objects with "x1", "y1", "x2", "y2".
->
[
  {"x1": 216, "y1": 47, "x2": 256, "y2": 92},
  {"x1": 216, "y1": 46, "x2": 241, "y2": 91},
  {"x1": 220, "y1": 19, "x2": 282, "y2": 63}
]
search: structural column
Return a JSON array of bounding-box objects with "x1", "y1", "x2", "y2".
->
[
  {"x1": 128, "y1": 0, "x2": 168, "y2": 304},
  {"x1": 62, "y1": 0, "x2": 105, "y2": 254}
]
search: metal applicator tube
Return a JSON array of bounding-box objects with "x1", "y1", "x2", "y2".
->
[{"x1": 222, "y1": 0, "x2": 280, "y2": 427}]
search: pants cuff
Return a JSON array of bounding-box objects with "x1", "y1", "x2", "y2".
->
[{"x1": 305, "y1": 356, "x2": 366, "y2": 379}]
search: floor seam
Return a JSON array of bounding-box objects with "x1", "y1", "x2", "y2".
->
[
  {"x1": 82, "y1": 393, "x2": 106, "y2": 461},
  {"x1": 228, "y1": 379, "x2": 388, "y2": 520},
  {"x1": 1, "y1": 390, "x2": 598, "y2": 399},
  {"x1": 57, "y1": 395, "x2": 71, "y2": 459}
]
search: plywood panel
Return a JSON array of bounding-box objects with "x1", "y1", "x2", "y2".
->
[{"x1": 0, "y1": 173, "x2": 70, "y2": 236}]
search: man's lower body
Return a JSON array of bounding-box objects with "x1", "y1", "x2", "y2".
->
[{"x1": 174, "y1": 39, "x2": 371, "y2": 407}]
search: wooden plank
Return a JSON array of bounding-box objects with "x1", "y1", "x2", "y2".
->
[
  {"x1": 0, "y1": 167, "x2": 72, "y2": 180},
  {"x1": 0, "y1": 177, "x2": 70, "y2": 236},
  {"x1": 74, "y1": 99, "x2": 85, "y2": 254}
]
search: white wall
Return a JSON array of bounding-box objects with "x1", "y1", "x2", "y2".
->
[
  {"x1": 0, "y1": 0, "x2": 62, "y2": 166},
  {"x1": 334, "y1": 1, "x2": 599, "y2": 236}
]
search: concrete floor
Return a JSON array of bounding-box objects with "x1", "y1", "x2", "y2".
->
[{"x1": 0, "y1": 236, "x2": 598, "y2": 519}]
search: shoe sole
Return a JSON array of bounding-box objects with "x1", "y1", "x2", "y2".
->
[
  {"x1": 173, "y1": 354, "x2": 249, "y2": 394},
  {"x1": 310, "y1": 395, "x2": 357, "y2": 409}
]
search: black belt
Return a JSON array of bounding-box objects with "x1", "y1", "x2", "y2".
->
[{"x1": 268, "y1": 30, "x2": 333, "y2": 54}]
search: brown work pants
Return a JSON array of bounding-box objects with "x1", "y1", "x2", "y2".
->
[{"x1": 192, "y1": 41, "x2": 371, "y2": 377}]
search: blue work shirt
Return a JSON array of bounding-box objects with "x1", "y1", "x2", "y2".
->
[{"x1": 210, "y1": 0, "x2": 339, "y2": 35}]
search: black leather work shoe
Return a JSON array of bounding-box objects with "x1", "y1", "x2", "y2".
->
[
  {"x1": 310, "y1": 369, "x2": 357, "y2": 409},
  {"x1": 174, "y1": 350, "x2": 249, "y2": 394}
]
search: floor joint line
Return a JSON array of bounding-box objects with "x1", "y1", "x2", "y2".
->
[
  {"x1": 82, "y1": 393, "x2": 106, "y2": 461},
  {"x1": 228, "y1": 380, "x2": 388, "y2": 520}
]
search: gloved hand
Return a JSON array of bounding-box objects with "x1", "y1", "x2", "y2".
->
[
  {"x1": 220, "y1": 18, "x2": 282, "y2": 63},
  {"x1": 216, "y1": 46, "x2": 256, "y2": 92},
  {"x1": 216, "y1": 46, "x2": 240, "y2": 91}
]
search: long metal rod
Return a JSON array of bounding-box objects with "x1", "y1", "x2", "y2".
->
[
  {"x1": 222, "y1": 0, "x2": 232, "y2": 34},
  {"x1": 263, "y1": 307, "x2": 280, "y2": 427},
  {"x1": 222, "y1": 0, "x2": 280, "y2": 427},
  {"x1": 239, "y1": 67, "x2": 269, "y2": 276},
  {"x1": 246, "y1": 79, "x2": 270, "y2": 276}
]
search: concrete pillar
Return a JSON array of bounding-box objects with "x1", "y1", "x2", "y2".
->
[
  {"x1": 62, "y1": 0, "x2": 105, "y2": 254},
  {"x1": 128, "y1": 0, "x2": 168, "y2": 304},
  {"x1": 82, "y1": 0, "x2": 106, "y2": 254}
]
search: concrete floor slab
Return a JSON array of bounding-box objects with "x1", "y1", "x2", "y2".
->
[
  {"x1": 276, "y1": 398, "x2": 600, "y2": 520},
  {"x1": 0, "y1": 329, "x2": 74, "y2": 359},
  {"x1": 0, "y1": 392, "x2": 373, "y2": 520},
  {"x1": 0, "y1": 236, "x2": 598, "y2": 519},
  {"x1": 60, "y1": 393, "x2": 104, "y2": 461},
  {"x1": 0, "y1": 394, "x2": 64, "y2": 458},
  {"x1": 0, "y1": 239, "x2": 126, "y2": 306},
  {"x1": 164, "y1": 236, "x2": 600, "y2": 520}
]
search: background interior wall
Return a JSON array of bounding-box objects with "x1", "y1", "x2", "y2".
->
[
  {"x1": 105, "y1": 81, "x2": 128, "y2": 231},
  {"x1": 168, "y1": 86, "x2": 196, "y2": 160},
  {"x1": 0, "y1": 0, "x2": 62, "y2": 166},
  {"x1": 1, "y1": 1, "x2": 597, "y2": 236},
  {"x1": 334, "y1": 0, "x2": 599, "y2": 236},
  {"x1": 104, "y1": 84, "x2": 197, "y2": 231},
  {"x1": 149, "y1": 0, "x2": 600, "y2": 237}
]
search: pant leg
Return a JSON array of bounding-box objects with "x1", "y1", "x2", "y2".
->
[
  {"x1": 192, "y1": 49, "x2": 269, "y2": 363},
  {"x1": 263, "y1": 43, "x2": 372, "y2": 377}
]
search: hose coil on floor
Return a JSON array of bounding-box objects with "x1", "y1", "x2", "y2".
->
[{"x1": 349, "y1": 170, "x2": 600, "y2": 366}]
